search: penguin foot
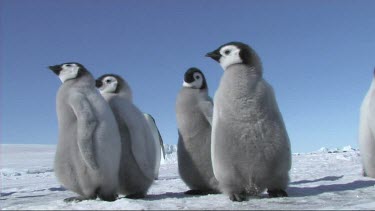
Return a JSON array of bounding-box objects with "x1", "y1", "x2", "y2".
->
[
  {"x1": 267, "y1": 189, "x2": 288, "y2": 198},
  {"x1": 184, "y1": 190, "x2": 211, "y2": 195},
  {"x1": 125, "y1": 193, "x2": 146, "y2": 199},
  {"x1": 64, "y1": 196, "x2": 95, "y2": 203},
  {"x1": 229, "y1": 192, "x2": 248, "y2": 202},
  {"x1": 98, "y1": 193, "x2": 118, "y2": 202}
]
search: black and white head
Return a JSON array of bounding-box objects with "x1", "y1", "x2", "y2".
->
[
  {"x1": 95, "y1": 74, "x2": 131, "y2": 95},
  {"x1": 206, "y1": 41, "x2": 260, "y2": 70},
  {"x1": 182, "y1": 67, "x2": 207, "y2": 90},
  {"x1": 48, "y1": 62, "x2": 88, "y2": 83},
  {"x1": 96, "y1": 74, "x2": 119, "y2": 94}
]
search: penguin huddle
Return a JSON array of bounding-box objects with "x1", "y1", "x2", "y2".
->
[
  {"x1": 176, "y1": 42, "x2": 291, "y2": 201},
  {"x1": 49, "y1": 41, "x2": 372, "y2": 203},
  {"x1": 49, "y1": 64, "x2": 164, "y2": 201}
]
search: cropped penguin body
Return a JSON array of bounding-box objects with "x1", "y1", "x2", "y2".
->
[
  {"x1": 359, "y1": 70, "x2": 375, "y2": 178},
  {"x1": 176, "y1": 68, "x2": 219, "y2": 194},
  {"x1": 206, "y1": 42, "x2": 291, "y2": 201},
  {"x1": 49, "y1": 63, "x2": 121, "y2": 202},
  {"x1": 143, "y1": 113, "x2": 165, "y2": 180},
  {"x1": 96, "y1": 74, "x2": 156, "y2": 198}
]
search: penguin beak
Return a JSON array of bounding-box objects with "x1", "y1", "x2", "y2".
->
[
  {"x1": 95, "y1": 80, "x2": 103, "y2": 88},
  {"x1": 184, "y1": 74, "x2": 194, "y2": 83},
  {"x1": 205, "y1": 50, "x2": 221, "y2": 62},
  {"x1": 49, "y1": 65, "x2": 62, "y2": 75}
]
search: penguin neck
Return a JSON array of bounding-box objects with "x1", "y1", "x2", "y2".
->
[
  {"x1": 117, "y1": 89, "x2": 133, "y2": 102},
  {"x1": 63, "y1": 72, "x2": 95, "y2": 88},
  {"x1": 182, "y1": 87, "x2": 208, "y2": 95},
  {"x1": 225, "y1": 63, "x2": 263, "y2": 77},
  {"x1": 219, "y1": 63, "x2": 263, "y2": 99},
  {"x1": 199, "y1": 87, "x2": 209, "y2": 95},
  {"x1": 101, "y1": 89, "x2": 133, "y2": 102},
  {"x1": 179, "y1": 88, "x2": 208, "y2": 103}
]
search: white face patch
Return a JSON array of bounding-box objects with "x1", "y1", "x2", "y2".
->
[
  {"x1": 182, "y1": 81, "x2": 193, "y2": 88},
  {"x1": 59, "y1": 63, "x2": 80, "y2": 83},
  {"x1": 182, "y1": 72, "x2": 203, "y2": 89},
  {"x1": 99, "y1": 76, "x2": 118, "y2": 93},
  {"x1": 219, "y1": 45, "x2": 242, "y2": 70}
]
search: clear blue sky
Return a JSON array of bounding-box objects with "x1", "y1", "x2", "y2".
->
[{"x1": 1, "y1": 0, "x2": 374, "y2": 153}]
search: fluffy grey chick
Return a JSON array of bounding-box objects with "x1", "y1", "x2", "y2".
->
[
  {"x1": 96, "y1": 74, "x2": 156, "y2": 199},
  {"x1": 49, "y1": 62, "x2": 121, "y2": 202},
  {"x1": 176, "y1": 67, "x2": 219, "y2": 195},
  {"x1": 206, "y1": 42, "x2": 291, "y2": 202}
]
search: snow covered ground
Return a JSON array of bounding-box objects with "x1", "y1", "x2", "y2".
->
[{"x1": 1, "y1": 144, "x2": 375, "y2": 210}]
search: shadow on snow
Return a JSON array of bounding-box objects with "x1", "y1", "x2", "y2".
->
[
  {"x1": 290, "y1": 175, "x2": 344, "y2": 185},
  {"x1": 288, "y1": 180, "x2": 375, "y2": 197},
  {"x1": 143, "y1": 191, "x2": 206, "y2": 201}
]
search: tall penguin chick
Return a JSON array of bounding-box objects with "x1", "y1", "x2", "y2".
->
[
  {"x1": 96, "y1": 74, "x2": 157, "y2": 199},
  {"x1": 176, "y1": 67, "x2": 219, "y2": 195},
  {"x1": 48, "y1": 62, "x2": 122, "y2": 202},
  {"x1": 359, "y1": 69, "x2": 375, "y2": 178},
  {"x1": 206, "y1": 42, "x2": 291, "y2": 201}
]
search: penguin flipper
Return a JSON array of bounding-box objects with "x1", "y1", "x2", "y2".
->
[
  {"x1": 156, "y1": 126, "x2": 166, "y2": 159},
  {"x1": 120, "y1": 103, "x2": 156, "y2": 180},
  {"x1": 70, "y1": 93, "x2": 99, "y2": 171},
  {"x1": 199, "y1": 100, "x2": 213, "y2": 125},
  {"x1": 144, "y1": 113, "x2": 165, "y2": 159}
]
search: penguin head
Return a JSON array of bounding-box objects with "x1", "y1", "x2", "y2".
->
[
  {"x1": 182, "y1": 67, "x2": 207, "y2": 89},
  {"x1": 96, "y1": 75, "x2": 119, "y2": 94},
  {"x1": 96, "y1": 74, "x2": 132, "y2": 96},
  {"x1": 206, "y1": 41, "x2": 256, "y2": 70},
  {"x1": 48, "y1": 62, "x2": 88, "y2": 83}
]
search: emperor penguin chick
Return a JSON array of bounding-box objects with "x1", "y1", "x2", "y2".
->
[
  {"x1": 48, "y1": 62, "x2": 122, "y2": 202},
  {"x1": 96, "y1": 74, "x2": 157, "y2": 199},
  {"x1": 176, "y1": 67, "x2": 219, "y2": 195},
  {"x1": 359, "y1": 69, "x2": 375, "y2": 178},
  {"x1": 206, "y1": 42, "x2": 291, "y2": 201}
]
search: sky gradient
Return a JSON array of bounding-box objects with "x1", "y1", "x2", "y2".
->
[{"x1": 1, "y1": 0, "x2": 375, "y2": 153}]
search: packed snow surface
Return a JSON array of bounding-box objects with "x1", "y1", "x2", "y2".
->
[{"x1": 1, "y1": 144, "x2": 375, "y2": 210}]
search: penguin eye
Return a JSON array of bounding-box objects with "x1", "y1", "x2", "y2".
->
[
  {"x1": 195, "y1": 75, "x2": 200, "y2": 80},
  {"x1": 66, "y1": 64, "x2": 72, "y2": 67},
  {"x1": 224, "y1": 50, "x2": 231, "y2": 55},
  {"x1": 106, "y1": 79, "x2": 111, "y2": 83}
]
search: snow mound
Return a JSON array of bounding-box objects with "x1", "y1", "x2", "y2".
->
[
  {"x1": 341, "y1": 145, "x2": 357, "y2": 152},
  {"x1": 1, "y1": 167, "x2": 54, "y2": 177},
  {"x1": 163, "y1": 144, "x2": 178, "y2": 164},
  {"x1": 163, "y1": 144, "x2": 177, "y2": 154},
  {"x1": 317, "y1": 147, "x2": 329, "y2": 153},
  {"x1": 312, "y1": 145, "x2": 358, "y2": 154},
  {"x1": 26, "y1": 167, "x2": 54, "y2": 174},
  {"x1": 1, "y1": 168, "x2": 22, "y2": 176}
]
